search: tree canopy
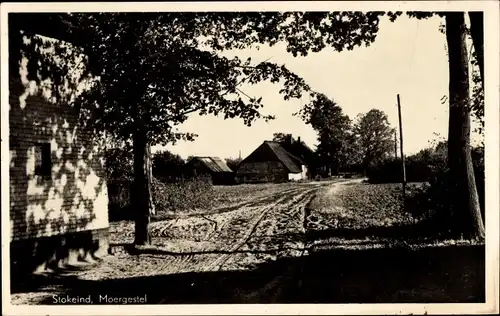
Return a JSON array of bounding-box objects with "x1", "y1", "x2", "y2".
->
[
  {"x1": 296, "y1": 94, "x2": 359, "y2": 174},
  {"x1": 272, "y1": 133, "x2": 293, "y2": 143},
  {"x1": 10, "y1": 13, "x2": 319, "y2": 147},
  {"x1": 152, "y1": 150, "x2": 186, "y2": 182},
  {"x1": 354, "y1": 109, "x2": 395, "y2": 168}
]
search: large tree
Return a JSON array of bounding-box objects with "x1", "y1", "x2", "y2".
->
[
  {"x1": 444, "y1": 12, "x2": 484, "y2": 238},
  {"x1": 297, "y1": 94, "x2": 357, "y2": 175},
  {"x1": 65, "y1": 13, "x2": 317, "y2": 246},
  {"x1": 10, "y1": 12, "x2": 316, "y2": 246},
  {"x1": 353, "y1": 109, "x2": 395, "y2": 171},
  {"x1": 401, "y1": 12, "x2": 484, "y2": 238}
]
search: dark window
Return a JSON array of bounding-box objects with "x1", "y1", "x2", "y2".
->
[{"x1": 34, "y1": 143, "x2": 52, "y2": 178}]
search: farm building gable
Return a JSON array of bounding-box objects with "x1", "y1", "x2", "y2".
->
[
  {"x1": 235, "y1": 140, "x2": 310, "y2": 183},
  {"x1": 264, "y1": 141, "x2": 304, "y2": 173}
]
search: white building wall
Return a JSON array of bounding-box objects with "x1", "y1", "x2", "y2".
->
[
  {"x1": 9, "y1": 33, "x2": 108, "y2": 241},
  {"x1": 288, "y1": 165, "x2": 308, "y2": 181},
  {"x1": 301, "y1": 165, "x2": 308, "y2": 179}
]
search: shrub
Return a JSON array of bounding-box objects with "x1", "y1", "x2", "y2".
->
[
  {"x1": 108, "y1": 175, "x2": 215, "y2": 221},
  {"x1": 152, "y1": 175, "x2": 214, "y2": 215},
  {"x1": 366, "y1": 158, "x2": 402, "y2": 184},
  {"x1": 367, "y1": 153, "x2": 448, "y2": 184},
  {"x1": 418, "y1": 167, "x2": 453, "y2": 222},
  {"x1": 402, "y1": 147, "x2": 485, "y2": 231},
  {"x1": 105, "y1": 147, "x2": 133, "y2": 180},
  {"x1": 423, "y1": 148, "x2": 484, "y2": 221},
  {"x1": 366, "y1": 144, "x2": 486, "y2": 235},
  {"x1": 402, "y1": 182, "x2": 432, "y2": 218},
  {"x1": 107, "y1": 177, "x2": 134, "y2": 221},
  {"x1": 105, "y1": 147, "x2": 134, "y2": 221},
  {"x1": 152, "y1": 150, "x2": 186, "y2": 183}
]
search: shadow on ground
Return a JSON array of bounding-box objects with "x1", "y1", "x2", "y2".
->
[
  {"x1": 11, "y1": 244, "x2": 484, "y2": 304},
  {"x1": 306, "y1": 216, "x2": 457, "y2": 244}
]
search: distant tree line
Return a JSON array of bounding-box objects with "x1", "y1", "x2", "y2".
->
[
  {"x1": 105, "y1": 147, "x2": 185, "y2": 183},
  {"x1": 296, "y1": 94, "x2": 396, "y2": 177}
]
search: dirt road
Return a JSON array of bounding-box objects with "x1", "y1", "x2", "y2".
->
[{"x1": 109, "y1": 180, "x2": 347, "y2": 277}]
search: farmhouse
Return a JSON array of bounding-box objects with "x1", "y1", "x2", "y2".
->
[
  {"x1": 185, "y1": 156, "x2": 235, "y2": 185},
  {"x1": 236, "y1": 135, "x2": 314, "y2": 183},
  {"x1": 8, "y1": 14, "x2": 110, "y2": 275}
]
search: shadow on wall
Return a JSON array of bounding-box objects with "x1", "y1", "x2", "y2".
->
[{"x1": 9, "y1": 20, "x2": 108, "y2": 275}]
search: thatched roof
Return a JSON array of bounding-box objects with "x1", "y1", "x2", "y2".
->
[
  {"x1": 239, "y1": 141, "x2": 306, "y2": 174},
  {"x1": 187, "y1": 157, "x2": 233, "y2": 173},
  {"x1": 264, "y1": 141, "x2": 305, "y2": 173}
]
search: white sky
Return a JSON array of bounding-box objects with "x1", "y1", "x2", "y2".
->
[{"x1": 157, "y1": 14, "x2": 482, "y2": 160}]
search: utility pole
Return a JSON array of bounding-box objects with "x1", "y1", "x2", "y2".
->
[
  {"x1": 394, "y1": 130, "x2": 398, "y2": 159},
  {"x1": 397, "y1": 94, "x2": 406, "y2": 199}
]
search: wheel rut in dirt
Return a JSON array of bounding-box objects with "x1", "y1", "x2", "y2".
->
[
  {"x1": 204, "y1": 185, "x2": 321, "y2": 270},
  {"x1": 153, "y1": 185, "x2": 316, "y2": 221}
]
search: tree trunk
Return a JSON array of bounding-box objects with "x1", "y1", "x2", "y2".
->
[
  {"x1": 445, "y1": 12, "x2": 485, "y2": 239},
  {"x1": 469, "y1": 12, "x2": 484, "y2": 88},
  {"x1": 325, "y1": 156, "x2": 331, "y2": 177},
  {"x1": 132, "y1": 128, "x2": 156, "y2": 246}
]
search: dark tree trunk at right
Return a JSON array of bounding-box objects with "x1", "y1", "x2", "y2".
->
[
  {"x1": 469, "y1": 12, "x2": 484, "y2": 87},
  {"x1": 445, "y1": 12, "x2": 485, "y2": 239}
]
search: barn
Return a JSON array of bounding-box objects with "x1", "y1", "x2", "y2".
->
[
  {"x1": 185, "y1": 156, "x2": 235, "y2": 185},
  {"x1": 235, "y1": 135, "x2": 314, "y2": 183},
  {"x1": 8, "y1": 14, "x2": 110, "y2": 275}
]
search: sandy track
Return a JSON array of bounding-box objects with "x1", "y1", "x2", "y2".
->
[
  {"x1": 11, "y1": 180, "x2": 346, "y2": 304},
  {"x1": 155, "y1": 185, "x2": 311, "y2": 220},
  {"x1": 204, "y1": 185, "x2": 320, "y2": 272},
  {"x1": 111, "y1": 182, "x2": 334, "y2": 278}
]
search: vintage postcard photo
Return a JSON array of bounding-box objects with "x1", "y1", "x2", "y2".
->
[{"x1": 1, "y1": 1, "x2": 499, "y2": 315}]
